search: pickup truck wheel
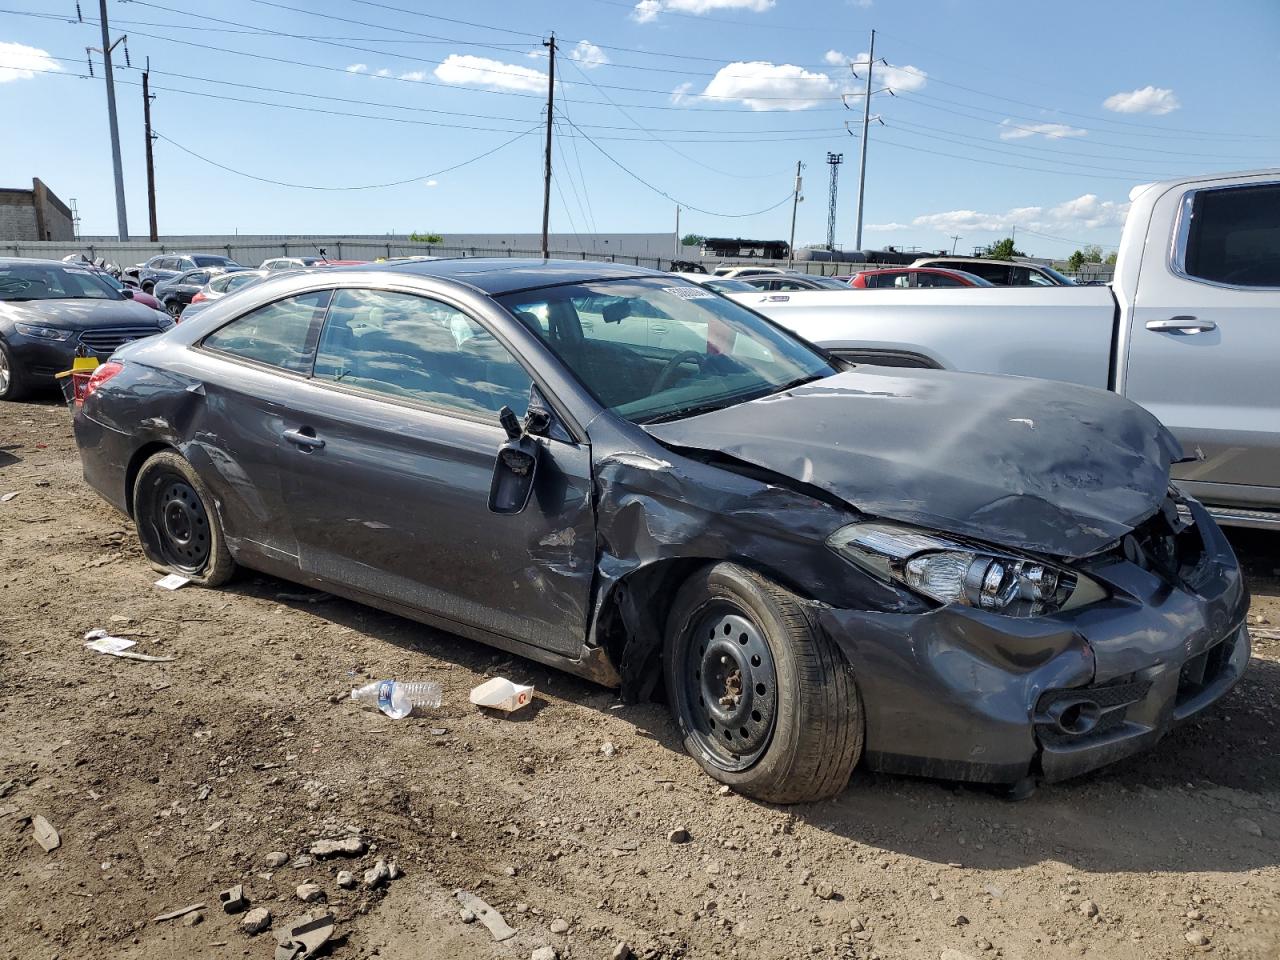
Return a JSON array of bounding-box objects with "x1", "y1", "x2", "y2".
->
[
  {"x1": 664, "y1": 563, "x2": 863, "y2": 803},
  {"x1": 0, "y1": 340, "x2": 31, "y2": 401},
  {"x1": 133, "y1": 451, "x2": 235, "y2": 586}
]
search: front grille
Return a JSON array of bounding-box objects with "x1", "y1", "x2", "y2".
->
[
  {"x1": 78, "y1": 326, "x2": 160, "y2": 355},
  {"x1": 1177, "y1": 634, "x2": 1235, "y2": 705}
]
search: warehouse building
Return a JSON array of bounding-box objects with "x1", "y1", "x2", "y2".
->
[{"x1": 0, "y1": 178, "x2": 75, "y2": 241}]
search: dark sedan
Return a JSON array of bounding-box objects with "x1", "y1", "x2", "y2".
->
[
  {"x1": 72, "y1": 260, "x2": 1248, "y2": 802},
  {"x1": 138, "y1": 253, "x2": 243, "y2": 293},
  {"x1": 0, "y1": 258, "x2": 174, "y2": 400},
  {"x1": 154, "y1": 266, "x2": 247, "y2": 317}
]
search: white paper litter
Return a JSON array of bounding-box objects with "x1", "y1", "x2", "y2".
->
[
  {"x1": 469, "y1": 677, "x2": 535, "y2": 713},
  {"x1": 83, "y1": 628, "x2": 175, "y2": 663},
  {"x1": 154, "y1": 573, "x2": 191, "y2": 590}
]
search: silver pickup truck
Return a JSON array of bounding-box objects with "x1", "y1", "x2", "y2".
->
[{"x1": 734, "y1": 169, "x2": 1280, "y2": 529}]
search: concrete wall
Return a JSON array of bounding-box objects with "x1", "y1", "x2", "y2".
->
[{"x1": 0, "y1": 179, "x2": 74, "y2": 241}]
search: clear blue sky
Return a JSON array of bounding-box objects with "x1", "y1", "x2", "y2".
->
[{"x1": 2, "y1": 0, "x2": 1277, "y2": 257}]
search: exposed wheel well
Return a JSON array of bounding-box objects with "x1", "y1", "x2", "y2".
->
[
  {"x1": 124, "y1": 441, "x2": 179, "y2": 518},
  {"x1": 596, "y1": 557, "x2": 816, "y2": 704}
]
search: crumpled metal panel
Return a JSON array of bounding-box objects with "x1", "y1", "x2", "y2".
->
[{"x1": 646, "y1": 367, "x2": 1183, "y2": 559}]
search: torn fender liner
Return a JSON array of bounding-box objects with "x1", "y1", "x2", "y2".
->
[{"x1": 645, "y1": 367, "x2": 1182, "y2": 559}]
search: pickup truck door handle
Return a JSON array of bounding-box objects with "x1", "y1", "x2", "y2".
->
[
  {"x1": 282, "y1": 427, "x2": 325, "y2": 450},
  {"x1": 1145, "y1": 316, "x2": 1217, "y2": 334}
]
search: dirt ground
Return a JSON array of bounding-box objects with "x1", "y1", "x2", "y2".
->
[{"x1": 2, "y1": 397, "x2": 1278, "y2": 960}]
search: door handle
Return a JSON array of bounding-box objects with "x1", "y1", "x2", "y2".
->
[
  {"x1": 1145, "y1": 316, "x2": 1217, "y2": 334},
  {"x1": 283, "y1": 427, "x2": 325, "y2": 450}
]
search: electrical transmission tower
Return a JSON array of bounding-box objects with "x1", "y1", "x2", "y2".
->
[{"x1": 825, "y1": 152, "x2": 843, "y2": 252}]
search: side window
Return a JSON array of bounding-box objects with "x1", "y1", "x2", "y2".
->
[
  {"x1": 313, "y1": 288, "x2": 533, "y2": 417},
  {"x1": 919, "y1": 272, "x2": 963, "y2": 288},
  {"x1": 179, "y1": 258, "x2": 196, "y2": 271},
  {"x1": 202, "y1": 290, "x2": 331, "y2": 373},
  {"x1": 967, "y1": 262, "x2": 1011, "y2": 284},
  {"x1": 186, "y1": 271, "x2": 211, "y2": 286},
  {"x1": 892, "y1": 273, "x2": 911, "y2": 289},
  {"x1": 1025, "y1": 270, "x2": 1055, "y2": 286},
  {"x1": 1181, "y1": 183, "x2": 1280, "y2": 287}
]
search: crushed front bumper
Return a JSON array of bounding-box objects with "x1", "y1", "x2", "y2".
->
[{"x1": 816, "y1": 500, "x2": 1250, "y2": 785}]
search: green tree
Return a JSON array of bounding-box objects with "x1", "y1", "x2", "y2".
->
[
  {"x1": 1080, "y1": 243, "x2": 1104, "y2": 263},
  {"x1": 1104, "y1": 250, "x2": 1118, "y2": 265},
  {"x1": 410, "y1": 232, "x2": 444, "y2": 244},
  {"x1": 681, "y1": 233, "x2": 706, "y2": 247},
  {"x1": 982, "y1": 237, "x2": 1026, "y2": 260},
  {"x1": 1067, "y1": 250, "x2": 1086, "y2": 272}
]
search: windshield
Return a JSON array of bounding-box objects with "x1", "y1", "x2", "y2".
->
[
  {"x1": 700, "y1": 277, "x2": 756, "y2": 293},
  {"x1": 0, "y1": 263, "x2": 123, "y2": 302},
  {"x1": 193, "y1": 255, "x2": 241, "y2": 268},
  {"x1": 498, "y1": 277, "x2": 835, "y2": 424}
]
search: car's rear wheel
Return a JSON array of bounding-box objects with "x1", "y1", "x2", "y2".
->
[
  {"x1": 133, "y1": 451, "x2": 235, "y2": 586},
  {"x1": 142, "y1": 281, "x2": 155, "y2": 294},
  {"x1": 0, "y1": 340, "x2": 30, "y2": 401},
  {"x1": 664, "y1": 563, "x2": 863, "y2": 803}
]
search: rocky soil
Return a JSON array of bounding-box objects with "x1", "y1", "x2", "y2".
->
[{"x1": 1, "y1": 398, "x2": 1278, "y2": 960}]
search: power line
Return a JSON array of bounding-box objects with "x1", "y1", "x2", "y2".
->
[
  {"x1": 867, "y1": 133, "x2": 1156, "y2": 182},
  {"x1": 558, "y1": 116, "x2": 794, "y2": 218},
  {"x1": 151, "y1": 123, "x2": 540, "y2": 189}
]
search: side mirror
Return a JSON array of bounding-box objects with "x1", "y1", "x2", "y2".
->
[
  {"x1": 489, "y1": 405, "x2": 539, "y2": 514},
  {"x1": 122, "y1": 288, "x2": 134, "y2": 299}
]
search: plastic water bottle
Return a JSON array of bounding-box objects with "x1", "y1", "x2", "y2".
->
[{"x1": 350, "y1": 680, "x2": 443, "y2": 719}]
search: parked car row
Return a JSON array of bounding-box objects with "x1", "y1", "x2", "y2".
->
[{"x1": 703, "y1": 262, "x2": 1042, "y2": 291}]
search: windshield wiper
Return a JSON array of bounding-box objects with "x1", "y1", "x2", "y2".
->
[
  {"x1": 639, "y1": 400, "x2": 741, "y2": 424},
  {"x1": 765, "y1": 373, "x2": 825, "y2": 397}
]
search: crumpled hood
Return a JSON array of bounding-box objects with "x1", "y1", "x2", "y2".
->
[{"x1": 644, "y1": 367, "x2": 1181, "y2": 559}]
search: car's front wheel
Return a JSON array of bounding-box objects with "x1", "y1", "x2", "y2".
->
[
  {"x1": 132, "y1": 451, "x2": 235, "y2": 586},
  {"x1": 0, "y1": 340, "x2": 30, "y2": 401},
  {"x1": 664, "y1": 563, "x2": 863, "y2": 803}
]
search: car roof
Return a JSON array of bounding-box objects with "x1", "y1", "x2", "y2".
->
[{"x1": 344, "y1": 257, "x2": 664, "y2": 295}]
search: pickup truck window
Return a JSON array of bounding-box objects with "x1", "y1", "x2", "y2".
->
[{"x1": 1181, "y1": 182, "x2": 1280, "y2": 288}]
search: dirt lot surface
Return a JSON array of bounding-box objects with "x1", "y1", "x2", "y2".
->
[{"x1": 2, "y1": 398, "x2": 1279, "y2": 960}]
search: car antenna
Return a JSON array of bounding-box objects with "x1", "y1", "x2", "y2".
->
[{"x1": 312, "y1": 244, "x2": 329, "y2": 263}]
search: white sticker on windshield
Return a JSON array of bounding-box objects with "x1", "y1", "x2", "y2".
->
[{"x1": 663, "y1": 286, "x2": 716, "y2": 300}]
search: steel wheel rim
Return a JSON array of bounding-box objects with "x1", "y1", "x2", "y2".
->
[
  {"x1": 153, "y1": 477, "x2": 211, "y2": 572},
  {"x1": 0, "y1": 348, "x2": 10, "y2": 394},
  {"x1": 679, "y1": 602, "x2": 779, "y2": 772}
]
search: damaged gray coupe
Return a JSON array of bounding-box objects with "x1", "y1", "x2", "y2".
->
[{"x1": 72, "y1": 259, "x2": 1250, "y2": 803}]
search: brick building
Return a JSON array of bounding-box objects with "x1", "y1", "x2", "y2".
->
[{"x1": 0, "y1": 178, "x2": 75, "y2": 241}]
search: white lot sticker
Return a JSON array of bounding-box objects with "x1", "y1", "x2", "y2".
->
[
  {"x1": 155, "y1": 573, "x2": 191, "y2": 590},
  {"x1": 663, "y1": 286, "x2": 717, "y2": 300}
]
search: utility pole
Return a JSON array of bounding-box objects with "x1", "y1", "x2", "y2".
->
[
  {"x1": 852, "y1": 29, "x2": 876, "y2": 253},
  {"x1": 90, "y1": 0, "x2": 129, "y2": 241},
  {"x1": 143, "y1": 58, "x2": 158, "y2": 242},
  {"x1": 825, "y1": 152, "x2": 843, "y2": 252},
  {"x1": 540, "y1": 32, "x2": 556, "y2": 259},
  {"x1": 673, "y1": 204, "x2": 680, "y2": 261},
  {"x1": 950, "y1": 233, "x2": 962, "y2": 254},
  {"x1": 787, "y1": 160, "x2": 804, "y2": 269}
]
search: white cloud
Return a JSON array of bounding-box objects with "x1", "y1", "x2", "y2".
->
[
  {"x1": 869, "y1": 194, "x2": 1130, "y2": 235},
  {"x1": 399, "y1": 70, "x2": 427, "y2": 82},
  {"x1": 433, "y1": 54, "x2": 547, "y2": 93},
  {"x1": 0, "y1": 41, "x2": 60, "y2": 83},
  {"x1": 633, "y1": 0, "x2": 774, "y2": 23},
  {"x1": 998, "y1": 119, "x2": 1088, "y2": 140},
  {"x1": 670, "y1": 81, "x2": 695, "y2": 106},
  {"x1": 700, "y1": 61, "x2": 838, "y2": 111},
  {"x1": 569, "y1": 40, "x2": 608, "y2": 69},
  {"x1": 850, "y1": 0, "x2": 873, "y2": 7},
  {"x1": 425, "y1": 180, "x2": 438, "y2": 188},
  {"x1": 1103, "y1": 85, "x2": 1180, "y2": 115},
  {"x1": 821, "y1": 50, "x2": 928, "y2": 94},
  {"x1": 375, "y1": 68, "x2": 391, "y2": 78},
  {"x1": 345, "y1": 63, "x2": 367, "y2": 74}
]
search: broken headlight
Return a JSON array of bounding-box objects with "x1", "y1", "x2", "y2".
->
[{"x1": 827, "y1": 522, "x2": 1105, "y2": 618}]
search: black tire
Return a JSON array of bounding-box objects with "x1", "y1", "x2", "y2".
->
[
  {"x1": 132, "y1": 451, "x2": 235, "y2": 586},
  {"x1": 664, "y1": 563, "x2": 863, "y2": 803},
  {"x1": 141, "y1": 281, "x2": 155, "y2": 294},
  {"x1": 0, "y1": 340, "x2": 31, "y2": 402}
]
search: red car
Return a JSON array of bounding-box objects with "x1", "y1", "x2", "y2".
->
[{"x1": 848, "y1": 267, "x2": 994, "y2": 289}]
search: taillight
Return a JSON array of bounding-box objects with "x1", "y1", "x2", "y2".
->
[
  {"x1": 191, "y1": 292, "x2": 206, "y2": 303},
  {"x1": 81, "y1": 361, "x2": 124, "y2": 405}
]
